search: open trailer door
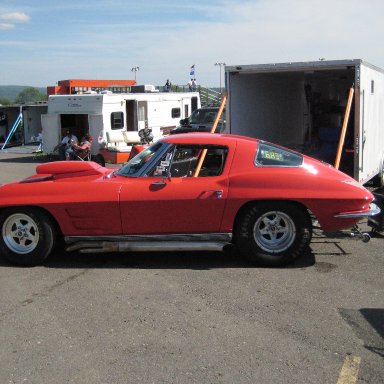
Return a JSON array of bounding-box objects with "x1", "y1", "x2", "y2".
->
[
  {"x1": 355, "y1": 64, "x2": 384, "y2": 185},
  {"x1": 41, "y1": 114, "x2": 60, "y2": 154},
  {"x1": 88, "y1": 114, "x2": 104, "y2": 155}
]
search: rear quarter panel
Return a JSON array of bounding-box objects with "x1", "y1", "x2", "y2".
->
[{"x1": 221, "y1": 140, "x2": 373, "y2": 231}]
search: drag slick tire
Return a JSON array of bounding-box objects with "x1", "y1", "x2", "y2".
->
[
  {"x1": 235, "y1": 202, "x2": 312, "y2": 267},
  {"x1": 0, "y1": 208, "x2": 56, "y2": 266}
]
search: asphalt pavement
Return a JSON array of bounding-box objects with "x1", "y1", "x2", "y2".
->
[{"x1": 0, "y1": 149, "x2": 383, "y2": 384}]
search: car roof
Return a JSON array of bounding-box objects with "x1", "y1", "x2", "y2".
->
[{"x1": 163, "y1": 133, "x2": 260, "y2": 146}]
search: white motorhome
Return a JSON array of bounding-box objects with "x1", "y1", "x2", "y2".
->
[
  {"x1": 225, "y1": 59, "x2": 384, "y2": 185},
  {"x1": 41, "y1": 89, "x2": 200, "y2": 163}
]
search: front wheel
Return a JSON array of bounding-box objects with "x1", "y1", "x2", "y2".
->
[
  {"x1": 235, "y1": 202, "x2": 312, "y2": 267},
  {"x1": 0, "y1": 208, "x2": 56, "y2": 266}
]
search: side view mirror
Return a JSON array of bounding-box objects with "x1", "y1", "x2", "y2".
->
[
  {"x1": 151, "y1": 168, "x2": 171, "y2": 186},
  {"x1": 152, "y1": 173, "x2": 171, "y2": 186},
  {"x1": 165, "y1": 166, "x2": 172, "y2": 181}
]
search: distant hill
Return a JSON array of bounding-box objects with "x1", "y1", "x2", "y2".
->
[{"x1": 0, "y1": 85, "x2": 46, "y2": 102}]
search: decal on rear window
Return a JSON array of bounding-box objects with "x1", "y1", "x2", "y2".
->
[{"x1": 255, "y1": 142, "x2": 303, "y2": 167}]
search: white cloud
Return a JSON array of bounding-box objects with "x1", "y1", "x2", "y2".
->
[
  {"x1": 1, "y1": 0, "x2": 384, "y2": 86},
  {"x1": 0, "y1": 23, "x2": 15, "y2": 30},
  {"x1": 135, "y1": 0, "x2": 384, "y2": 84},
  {"x1": 0, "y1": 12, "x2": 30, "y2": 22}
]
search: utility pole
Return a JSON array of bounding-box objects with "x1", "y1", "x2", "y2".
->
[
  {"x1": 214, "y1": 62, "x2": 226, "y2": 95},
  {"x1": 131, "y1": 66, "x2": 140, "y2": 82}
]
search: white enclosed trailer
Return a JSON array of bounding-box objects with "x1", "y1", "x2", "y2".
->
[
  {"x1": 41, "y1": 90, "x2": 200, "y2": 161},
  {"x1": 225, "y1": 59, "x2": 384, "y2": 185}
]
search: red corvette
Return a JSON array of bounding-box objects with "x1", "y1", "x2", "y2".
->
[{"x1": 0, "y1": 134, "x2": 379, "y2": 267}]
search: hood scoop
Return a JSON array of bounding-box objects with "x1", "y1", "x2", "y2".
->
[{"x1": 21, "y1": 161, "x2": 108, "y2": 183}]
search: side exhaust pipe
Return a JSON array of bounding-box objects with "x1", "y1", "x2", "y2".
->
[{"x1": 66, "y1": 241, "x2": 229, "y2": 253}]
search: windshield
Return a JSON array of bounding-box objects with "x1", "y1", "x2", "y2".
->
[
  {"x1": 116, "y1": 141, "x2": 165, "y2": 176},
  {"x1": 189, "y1": 109, "x2": 219, "y2": 124}
]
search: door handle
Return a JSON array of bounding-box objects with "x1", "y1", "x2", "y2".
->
[{"x1": 204, "y1": 190, "x2": 223, "y2": 199}]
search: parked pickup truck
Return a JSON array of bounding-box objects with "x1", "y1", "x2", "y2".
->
[{"x1": 170, "y1": 107, "x2": 225, "y2": 134}]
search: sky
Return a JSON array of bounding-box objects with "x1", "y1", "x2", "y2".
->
[{"x1": 1, "y1": 0, "x2": 384, "y2": 88}]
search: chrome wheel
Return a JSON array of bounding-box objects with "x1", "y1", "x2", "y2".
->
[
  {"x1": 236, "y1": 202, "x2": 312, "y2": 266},
  {"x1": 2, "y1": 213, "x2": 39, "y2": 254},
  {"x1": 0, "y1": 208, "x2": 56, "y2": 266},
  {"x1": 253, "y1": 210, "x2": 296, "y2": 253}
]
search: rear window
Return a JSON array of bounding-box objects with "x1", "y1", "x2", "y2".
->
[{"x1": 255, "y1": 142, "x2": 303, "y2": 167}]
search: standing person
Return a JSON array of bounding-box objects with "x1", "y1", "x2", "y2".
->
[
  {"x1": 187, "y1": 79, "x2": 193, "y2": 92},
  {"x1": 54, "y1": 130, "x2": 78, "y2": 160},
  {"x1": 192, "y1": 79, "x2": 197, "y2": 92},
  {"x1": 164, "y1": 79, "x2": 172, "y2": 92},
  {"x1": 33, "y1": 128, "x2": 43, "y2": 153}
]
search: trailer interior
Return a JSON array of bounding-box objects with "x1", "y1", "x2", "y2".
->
[
  {"x1": 228, "y1": 66, "x2": 356, "y2": 176},
  {"x1": 60, "y1": 114, "x2": 89, "y2": 141}
]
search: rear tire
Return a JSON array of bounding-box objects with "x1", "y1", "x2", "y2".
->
[
  {"x1": 235, "y1": 202, "x2": 312, "y2": 267},
  {"x1": 0, "y1": 208, "x2": 56, "y2": 266}
]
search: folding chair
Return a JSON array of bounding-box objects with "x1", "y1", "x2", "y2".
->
[{"x1": 73, "y1": 149, "x2": 91, "y2": 161}]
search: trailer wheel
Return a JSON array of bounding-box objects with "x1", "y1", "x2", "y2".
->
[
  {"x1": 235, "y1": 202, "x2": 312, "y2": 267},
  {"x1": 0, "y1": 208, "x2": 56, "y2": 266}
]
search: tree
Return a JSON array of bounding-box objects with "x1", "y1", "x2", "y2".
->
[
  {"x1": 0, "y1": 97, "x2": 11, "y2": 105},
  {"x1": 15, "y1": 87, "x2": 47, "y2": 104}
]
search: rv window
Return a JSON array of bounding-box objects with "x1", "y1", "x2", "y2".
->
[
  {"x1": 191, "y1": 96, "x2": 198, "y2": 111},
  {"x1": 111, "y1": 112, "x2": 124, "y2": 129},
  {"x1": 172, "y1": 108, "x2": 181, "y2": 118}
]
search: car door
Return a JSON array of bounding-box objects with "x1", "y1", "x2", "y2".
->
[{"x1": 119, "y1": 145, "x2": 229, "y2": 234}]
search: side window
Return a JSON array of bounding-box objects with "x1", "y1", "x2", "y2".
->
[
  {"x1": 111, "y1": 112, "x2": 124, "y2": 129},
  {"x1": 198, "y1": 147, "x2": 227, "y2": 176},
  {"x1": 170, "y1": 147, "x2": 200, "y2": 177},
  {"x1": 171, "y1": 108, "x2": 181, "y2": 118},
  {"x1": 255, "y1": 142, "x2": 303, "y2": 167},
  {"x1": 149, "y1": 145, "x2": 228, "y2": 178}
]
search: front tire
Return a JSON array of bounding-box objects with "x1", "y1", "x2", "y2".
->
[
  {"x1": 235, "y1": 202, "x2": 312, "y2": 267},
  {"x1": 0, "y1": 208, "x2": 56, "y2": 266}
]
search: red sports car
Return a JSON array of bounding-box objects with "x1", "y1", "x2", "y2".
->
[{"x1": 0, "y1": 133, "x2": 379, "y2": 267}]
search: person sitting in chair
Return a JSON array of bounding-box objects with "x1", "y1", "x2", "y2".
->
[
  {"x1": 54, "y1": 130, "x2": 78, "y2": 160},
  {"x1": 71, "y1": 133, "x2": 93, "y2": 160}
]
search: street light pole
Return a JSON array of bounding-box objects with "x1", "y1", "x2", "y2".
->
[
  {"x1": 214, "y1": 62, "x2": 226, "y2": 95},
  {"x1": 131, "y1": 66, "x2": 140, "y2": 82}
]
